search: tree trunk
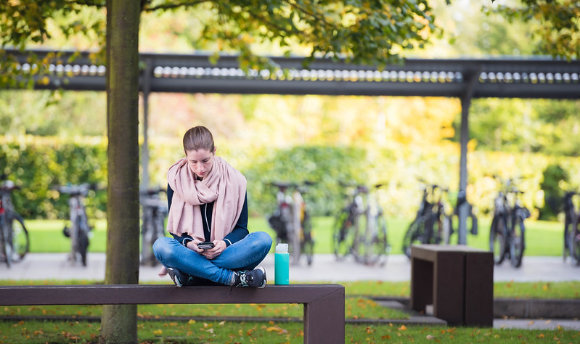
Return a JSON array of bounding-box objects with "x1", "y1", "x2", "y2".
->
[{"x1": 100, "y1": 1, "x2": 141, "y2": 343}]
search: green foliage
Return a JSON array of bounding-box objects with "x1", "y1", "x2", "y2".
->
[
  {"x1": 142, "y1": 0, "x2": 439, "y2": 69},
  {"x1": 0, "y1": 90, "x2": 106, "y2": 136},
  {"x1": 1, "y1": 1, "x2": 441, "y2": 89},
  {"x1": 244, "y1": 145, "x2": 368, "y2": 216},
  {"x1": 454, "y1": 98, "x2": 580, "y2": 157},
  {"x1": 0, "y1": 137, "x2": 107, "y2": 219},
  {"x1": 488, "y1": 0, "x2": 580, "y2": 60},
  {"x1": 539, "y1": 164, "x2": 569, "y2": 220}
]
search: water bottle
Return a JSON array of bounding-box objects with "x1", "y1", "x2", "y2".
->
[{"x1": 275, "y1": 243, "x2": 289, "y2": 285}]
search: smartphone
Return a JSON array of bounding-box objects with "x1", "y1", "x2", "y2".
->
[{"x1": 197, "y1": 241, "x2": 215, "y2": 250}]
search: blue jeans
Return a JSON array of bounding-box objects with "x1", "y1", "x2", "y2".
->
[{"x1": 153, "y1": 231, "x2": 272, "y2": 286}]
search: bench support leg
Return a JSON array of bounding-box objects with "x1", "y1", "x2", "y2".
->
[{"x1": 303, "y1": 289, "x2": 345, "y2": 344}]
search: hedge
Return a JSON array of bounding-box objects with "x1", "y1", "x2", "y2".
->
[{"x1": 2, "y1": 136, "x2": 580, "y2": 221}]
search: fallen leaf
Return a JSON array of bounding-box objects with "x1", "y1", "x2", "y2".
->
[{"x1": 266, "y1": 326, "x2": 287, "y2": 334}]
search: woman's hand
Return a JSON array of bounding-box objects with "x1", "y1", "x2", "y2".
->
[
  {"x1": 201, "y1": 240, "x2": 227, "y2": 260},
  {"x1": 186, "y1": 239, "x2": 205, "y2": 254}
]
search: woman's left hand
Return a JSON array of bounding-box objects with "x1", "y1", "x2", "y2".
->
[{"x1": 201, "y1": 240, "x2": 227, "y2": 260}]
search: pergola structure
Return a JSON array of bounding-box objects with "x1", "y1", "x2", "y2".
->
[{"x1": 5, "y1": 48, "x2": 580, "y2": 244}]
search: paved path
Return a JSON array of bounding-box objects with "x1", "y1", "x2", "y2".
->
[{"x1": 2, "y1": 253, "x2": 579, "y2": 282}]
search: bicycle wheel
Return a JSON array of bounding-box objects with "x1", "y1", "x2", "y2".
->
[
  {"x1": 141, "y1": 212, "x2": 156, "y2": 266},
  {"x1": 366, "y1": 214, "x2": 389, "y2": 266},
  {"x1": 332, "y1": 209, "x2": 357, "y2": 261},
  {"x1": 509, "y1": 219, "x2": 525, "y2": 268},
  {"x1": 563, "y1": 216, "x2": 571, "y2": 262},
  {"x1": 569, "y1": 222, "x2": 580, "y2": 266},
  {"x1": 441, "y1": 215, "x2": 453, "y2": 245},
  {"x1": 76, "y1": 216, "x2": 90, "y2": 267},
  {"x1": 151, "y1": 210, "x2": 166, "y2": 265},
  {"x1": 301, "y1": 212, "x2": 314, "y2": 266},
  {"x1": 489, "y1": 215, "x2": 507, "y2": 265},
  {"x1": 8, "y1": 213, "x2": 29, "y2": 263},
  {"x1": 402, "y1": 217, "x2": 425, "y2": 259},
  {"x1": 0, "y1": 216, "x2": 11, "y2": 268}
]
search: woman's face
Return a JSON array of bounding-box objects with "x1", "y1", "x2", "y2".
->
[{"x1": 186, "y1": 149, "x2": 214, "y2": 179}]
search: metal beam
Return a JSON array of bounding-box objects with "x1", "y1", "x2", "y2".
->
[
  {"x1": 4, "y1": 49, "x2": 580, "y2": 99},
  {"x1": 457, "y1": 69, "x2": 479, "y2": 245}
]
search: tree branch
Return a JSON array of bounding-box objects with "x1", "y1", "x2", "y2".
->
[
  {"x1": 143, "y1": 0, "x2": 213, "y2": 12},
  {"x1": 282, "y1": 0, "x2": 334, "y2": 28},
  {"x1": 64, "y1": 0, "x2": 106, "y2": 8}
]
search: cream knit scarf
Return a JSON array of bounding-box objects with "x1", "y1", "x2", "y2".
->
[{"x1": 166, "y1": 156, "x2": 247, "y2": 241}]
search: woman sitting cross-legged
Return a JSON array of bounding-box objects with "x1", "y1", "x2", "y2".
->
[{"x1": 153, "y1": 125, "x2": 272, "y2": 287}]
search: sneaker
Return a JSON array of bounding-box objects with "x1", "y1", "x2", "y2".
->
[
  {"x1": 232, "y1": 266, "x2": 267, "y2": 288},
  {"x1": 167, "y1": 268, "x2": 186, "y2": 287}
]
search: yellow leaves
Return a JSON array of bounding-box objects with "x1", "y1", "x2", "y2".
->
[
  {"x1": 398, "y1": 325, "x2": 407, "y2": 331},
  {"x1": 153, "y1": 329, "x2": 162, "y2": 336},
  {"x1": 542, "y1": 283, "x2": 550, "y2": 291},
  {"x1": 38, "y1": 76, "x2": 51, "y2": 85},
  {"x1": 252, "y1": 304, "x2": 267, "y2": 311},
  {"x1": 266, "y1": 325, "x2": 288, "y2": 334}
]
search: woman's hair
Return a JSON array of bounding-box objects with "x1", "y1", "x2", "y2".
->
[{"x1": 183, "y1": 126, "x2": 215, "y2": 153}]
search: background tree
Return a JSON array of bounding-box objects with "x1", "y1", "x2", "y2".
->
[{"x1": 489, "y1": 0, "x2": 579, "y2": 60}]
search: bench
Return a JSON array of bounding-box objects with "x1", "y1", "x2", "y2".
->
[
  {"x1": 0, "y1": 284, "x2": 345, "y2": 344},
  {"x1": 410, "y1": 244, "x2": 493, "y2": 326}
]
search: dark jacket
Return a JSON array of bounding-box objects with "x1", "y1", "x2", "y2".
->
[{"x1": 167, "y1": 184, "x2": 249, "y2": 247}]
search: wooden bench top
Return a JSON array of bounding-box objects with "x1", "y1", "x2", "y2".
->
[
  {"x1": 0, "y1": 284, "x2": 345, "y2": 306},
  {"x1": 411, "y1": 244, "x2": 490, "y2": 261}
]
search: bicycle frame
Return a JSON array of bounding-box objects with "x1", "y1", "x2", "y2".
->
[
  {"x1": 0, "y1": 180, "x2": 30, "y2": 268},
  {"x1": 358, "y1": 184, "x2": 390, "y2": 265},
  {"x1": 140, "y1": 188, "x2": 168, "y2": 266},
  {"x1": 55, "y1": 184, "x2": 93, "y2": 266},
  {"x1": 489, "y1": 177, "x2": 529, "y2": 267},
  {"x1": 267, "y1": 181, "x2": 314, "y2": 265},
  {"x1": 334, "y1": 182, "x2": 389, "y2": 265},
  {"x1": 563, "y1": 191, "x2": 580, "y2": 264}
]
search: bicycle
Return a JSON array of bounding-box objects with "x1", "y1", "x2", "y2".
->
[
  {"x1": 0, "y1": 179, "x2": 30, "y2": 268},
  {"x1": 563, "y1": 191, "x2": 580, "y2": 265},
  {"x1": 333, "y1": 182, "x2": 389, "y2": 266},
  {"x1": 489, "y1": 177, "x2": 530, "y2": 268},
  {"x1": 401, "y1": 183, "x2": 452, "y2": 258},
  {"x1": 53, "y1": 183, "x2": 95, "y2": 266},
  {"x1": 267, "y1": 181, "x2": 315, "y2": 266},
  {"x1": 140, "y1": 187, "x2": 168, "y2": 266}
]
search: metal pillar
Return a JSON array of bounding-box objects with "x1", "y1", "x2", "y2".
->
[
  {"x1": 457, "y1": 70, "x2": 479, "y2": 245},
  {"x1": 140, "y1": 58, "x2": 152, "y2": 190}
]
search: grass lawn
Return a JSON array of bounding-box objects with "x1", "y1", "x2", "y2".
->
[
  {"x1": 25, "y1": 216, "x2": 567, "y2": 256},
  {"x1": 1, "y1": 320, "x2": 579, "y2": 344},
  {"x1": 2, "y1": 279, "x2": 579, "y2": 300}
]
